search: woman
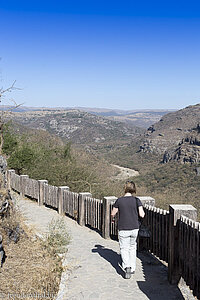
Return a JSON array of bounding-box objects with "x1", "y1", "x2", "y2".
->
[{"x1": 111, "y1": 181, "x2": 145, "y2": 279}]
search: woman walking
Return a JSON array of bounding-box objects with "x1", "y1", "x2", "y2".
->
[{"x1": 111, "y1": 181, "x2": 145, "y2": 279}]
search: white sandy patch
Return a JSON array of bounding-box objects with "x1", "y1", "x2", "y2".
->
[{"x1": 111, "y1": 164, "x2": 139, "y2": 180}]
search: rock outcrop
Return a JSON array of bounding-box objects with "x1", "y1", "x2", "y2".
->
[{"x1": 139, "y1": 104, "x2": 200, "y2": 164}]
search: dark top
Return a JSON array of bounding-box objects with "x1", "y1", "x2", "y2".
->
[{"x1": 113, "y1": 196, "x2": 142, "y2": 230}]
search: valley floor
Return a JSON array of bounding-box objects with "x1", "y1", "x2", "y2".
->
[{"x1": 111, "y1": 164, "x2": 139, "y2": 180}]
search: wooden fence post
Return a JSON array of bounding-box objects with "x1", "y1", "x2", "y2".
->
[
  {"x1": 102, "y1": 196, "x2": 117, "y2": 239},
  {"x1": 20, "y1": 175, "x2": 29, "y2": 197},
  {"x1": 58, "y1": 186, "x2": 69, "y2": 215},
  {"x1": 6, "y1": 169, "x2": 15, "y2": 190},
  {"x1": 78, "y1": 192, "x2": 92, "y2": 226},
  {"x1": 38, "y1": 180, "x2": 48, "y2": 206},
  {"x1": 168, "y1": 204, "x2": 197, "y2": 284},
  {"x1": 137, "y1": 196, "x2": 155, "y2": 207}
]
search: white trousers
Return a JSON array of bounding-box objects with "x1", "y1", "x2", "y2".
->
[{"x1": 118, "y1": 229, "x2": 139, "y2": 271}]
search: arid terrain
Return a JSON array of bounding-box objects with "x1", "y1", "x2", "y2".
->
[{"x1": 4, "y1": 103, "x2": 200, "y2": 217}]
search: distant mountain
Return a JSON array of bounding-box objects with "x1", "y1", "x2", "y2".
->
[
  {"x1": 139, "y1": 103, "x2": 200, "y2": 164},
  {"x1": 104, "y1": 111, "x2": 173, "y2": 128},
  {"x1": 8, "y1": 109, "x2": 144, "y2": 145},
  {"x1": 7, "y1": 104, "x2": 199, "y2": 164},
  {"x1": 75, "y1": 107, "x2": 176, "y2": 128},
  {"x1": 2, "y1": 106, "x2": 175, "y2": 128}
]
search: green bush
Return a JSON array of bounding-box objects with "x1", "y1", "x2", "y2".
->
[
  {"x1": 8, "y1": 144, "x2": 37, "y2": 175},
  {"x1": 2, "y1": 124, "x2": 18, "y2": 155}
]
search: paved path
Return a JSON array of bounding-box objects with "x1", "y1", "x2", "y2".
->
[{"x1": 14, "y1": 193, "x2": 193, "y2": 300}]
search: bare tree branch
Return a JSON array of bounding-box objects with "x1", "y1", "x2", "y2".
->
[
  {"x1": 0, "y1": 81, "x2": 21, "y2": 98},
  {"x1": 0, "y1": 81, "x2": 22, "y2": 154},
  {"x1": 8, "y1": 99, "x2": 24, "y2": 111}
]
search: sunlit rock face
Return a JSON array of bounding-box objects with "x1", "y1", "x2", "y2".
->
[{"x1": 139, "y1": 104, "x2": 200, "y2": 164}]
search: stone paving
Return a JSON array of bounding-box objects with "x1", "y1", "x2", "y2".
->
[{"x1": 14, "y1": 193, "x2": 194, "y2": 300}]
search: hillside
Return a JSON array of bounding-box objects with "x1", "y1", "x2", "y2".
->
[
  {"x1": 104, "y1": 104, "x2": 200, "y2": 171},
  {"x1": 134, "y1": 162, "x2": 200, "y2": 212},
  {"x1": 3, "y1": 106, "x2": 174, "y2": 128},
  {"x1": 7, "y1": 104, "x2": 200, "y2": 169},
  {"x1": 3, "y1": 103, "x2": 200, "y2": 219},
  {"x1": 75, "y1": 107, "x2": 175, "y2": 128},
  {"x1": 139, "y1": 103, "x2": 200, "y2": 164},
  {"x1": 3, "y1": 122, "x2": 129, "y2": 198},
  {"x1": 99, "y1": 104, "x2": 200, "y2": 217},
  {"x1": 7, "y1": 110, "x2": 144, "y2": 146}
]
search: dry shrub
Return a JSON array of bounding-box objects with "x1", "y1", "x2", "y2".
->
[
  {"x1": 0, "y1": 209, "x2": 62, "y2": 299},
  {"x1": 42, "y1": 218, "x2": 70, "y2": 255}
]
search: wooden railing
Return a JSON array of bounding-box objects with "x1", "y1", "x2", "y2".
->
[
  {"x1": 143, "y1": 205, "x2": 169, "y2": 263},
  {"x1": 85, "y1": 196, "x2": 102, "y2": 232},
  {"x1": 178, "y1": 215, "x2": 200, "y2": 298},
  {"x1": 10, "y1": 172, "x2": 20, "y2": 192},
  {"x1": 6, "y1": 169, "x2": 200, "y2": 298},
  {"x1": 63, "y1": 190, "x2": 79, "y2": 219},
  {"x1": 24, "y1": 177, "x2": 39, "y2": 200},
  {"x1": 44, "y1": 184, "x2": 59, "y2": 209}
]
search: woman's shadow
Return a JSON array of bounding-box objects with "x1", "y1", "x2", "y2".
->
[{"x1": 92, "y1": 244, "x2": 124, "y2": 277}]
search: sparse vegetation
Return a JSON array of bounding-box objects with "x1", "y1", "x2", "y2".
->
[
  {"x1": 133, "y1": 162, "x2": 200, "y2": 217},
  {"x1": 3, "y1": 104, "x2": 200, "y2": 220},
  {"x1": 3, "y1": 123, "x2": 122, "y2": 198},
  {"x1": 0, "y1": 86, "x2": 66, "y2": 299},
  {"x1": 0, "y1": 191, "x2": 62, "y2": 299},
  {"x1": 8, "y1": 109, "x2": 141, "y2": 146},
  {"x1": 42, "y1": 218, "x2": 70, "y2": 255}
]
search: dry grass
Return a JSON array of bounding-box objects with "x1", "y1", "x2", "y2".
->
[{"x1": 0, "y1": 207, "x2": 63, "y2": 300}]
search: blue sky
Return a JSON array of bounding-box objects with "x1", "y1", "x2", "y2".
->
[{"x1": 0, "y1": 1, "x2": 200, "y2": 110}]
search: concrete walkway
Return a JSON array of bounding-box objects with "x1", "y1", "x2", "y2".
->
[{"x1": 14, "y1": 193, "x2": 193, "y2": 300}]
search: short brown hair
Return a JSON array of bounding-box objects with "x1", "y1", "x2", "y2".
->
[{"x1": 124, "y1": 181, "x2": 136, "y2": 195}]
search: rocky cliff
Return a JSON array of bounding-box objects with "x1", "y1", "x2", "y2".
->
[{"x1": 139, "y1": 104, "x2": 200, "y2": 164}]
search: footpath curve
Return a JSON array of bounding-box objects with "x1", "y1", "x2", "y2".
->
[{"x1": 14, "y1": 192, "x2": 193, "y2": 300}]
